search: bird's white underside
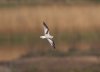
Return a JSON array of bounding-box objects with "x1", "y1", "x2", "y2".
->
[
  {"x1": 40, "y1": 35, "x2": 54, "y2": 46},
  {"x1": 40, "y1": 34, "x2": 53, "y2": 39}
]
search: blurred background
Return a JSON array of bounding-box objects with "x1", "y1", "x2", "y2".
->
[{"x1": 0, "y1": 0, "x2": 100, "y2": 72}]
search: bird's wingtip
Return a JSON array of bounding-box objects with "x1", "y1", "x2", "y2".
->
[
  {"x1": 53, "y1": 45, "x2": 56, "y2": 49},
  {"x1": 43, "y1": 21, "x2": 45, "y2": 24}
]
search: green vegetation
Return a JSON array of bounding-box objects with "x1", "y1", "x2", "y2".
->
[
  {"x1": 0, "y1": 33, "x2": 38, "y2": 45},
  {"x1": 0, "y1": 31, "x2": 100, "y2": 45},
  {"x1": 0, "y1": 3, "x2": 17, "y2": 8},
  {"x1": 0, "y1": 0, "x2": 100, "y2": 7},
  {"x1": 0, "y1": 31, "x2": 100, "y2": 57}
]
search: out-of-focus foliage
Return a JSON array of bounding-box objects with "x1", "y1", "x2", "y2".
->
[{"x1": 0, "y1": 0, "x2": 100, "y2": 6}]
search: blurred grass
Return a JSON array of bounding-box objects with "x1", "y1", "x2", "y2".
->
[
  {"x1": 10, "y1": 57, "x2": 100, "y2": 72},
  {"x1": 0, "y1": 2, "x2": 100, "y2": 72},
  {"x1": 0, "y1": 5, "x2": 100, "y2": 60},
  {"x1": 0, "y1": 31, "x2": 100, "y2": 58},
  {"x1": 0, "y1": 31, "x2": 100, "y2": 45},
  {"x1": 0, "y1": 3, "x2": 17, "y2": 8},
  {"x1": 0, "y1": 32, "x2": 99, "y2": 44},
  {"x1": 0, "y1": 32, "x2": 39, "y2": 45},
  {"x1": 0, "y1": 0, "x2": 100, "y2": 7}
]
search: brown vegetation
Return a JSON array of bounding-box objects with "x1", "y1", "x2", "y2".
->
[
  {"x1": 0, "y1": 5, "x2": 100, "y2": 61},
  {"x1": 0, "y1": 5, "x2": 100, "y2": 32}
]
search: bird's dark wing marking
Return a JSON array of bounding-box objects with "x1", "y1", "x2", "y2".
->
[{"x1": 43, "y1": 22, "x2": 49, "y2": 34}]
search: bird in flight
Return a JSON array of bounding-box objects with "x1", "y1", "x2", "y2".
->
[{"x1": 40, "y1": 22, "x2": 55, "y2": 49}]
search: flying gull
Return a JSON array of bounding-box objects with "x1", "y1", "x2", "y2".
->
[{"x1": 40, "y1": 22, "x2": 55, "y2": 49}]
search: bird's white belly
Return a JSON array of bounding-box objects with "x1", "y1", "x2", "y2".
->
[{"x1": 45, "y1": 34, "x2": 53, "y2": 39}]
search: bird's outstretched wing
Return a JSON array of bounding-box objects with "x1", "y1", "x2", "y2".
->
[
  {"x1": 43, "y1": 22, "x2": 49, "y2": 34},
  {"x1": 47, "y1": 39, "x2": 55, "y2": 49}
]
